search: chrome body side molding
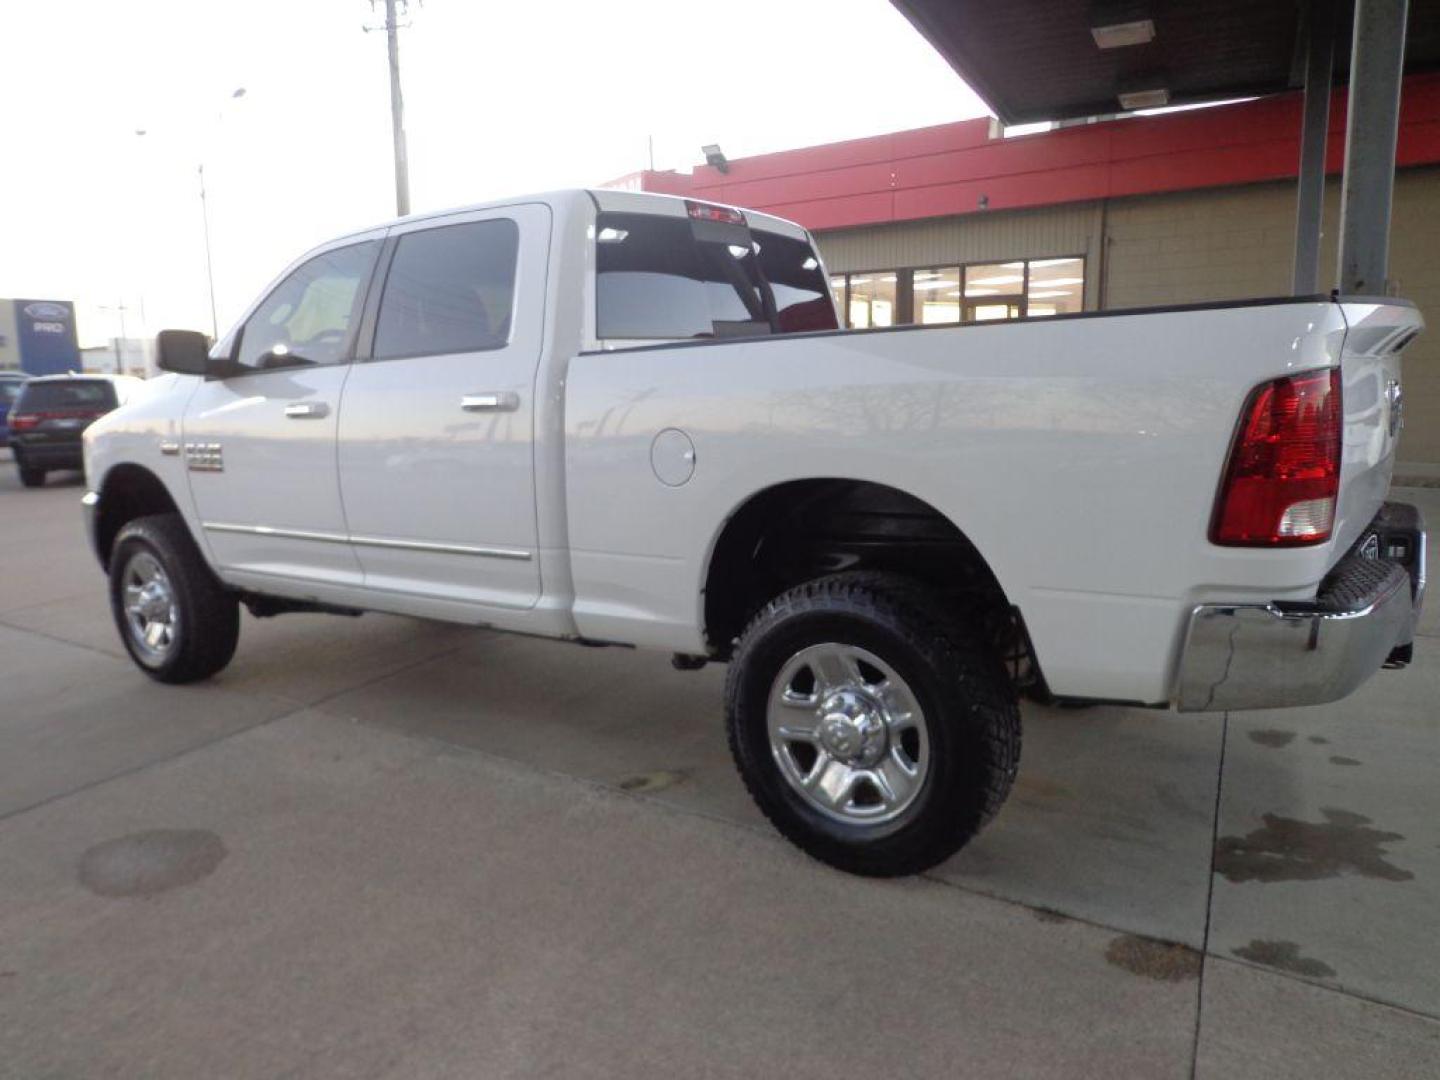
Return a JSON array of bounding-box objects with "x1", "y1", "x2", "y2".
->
[{"x1": 202, "y1": 521, "x2": 532, "y2": 561}]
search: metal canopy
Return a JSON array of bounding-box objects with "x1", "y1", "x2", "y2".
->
[{"x1": 891, "y1": 0, "x2": 1440, "y2": 125}]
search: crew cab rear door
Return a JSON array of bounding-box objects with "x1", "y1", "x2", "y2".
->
[{"x1": 335, "y1": 203, "x2": 549, "y2": 610}]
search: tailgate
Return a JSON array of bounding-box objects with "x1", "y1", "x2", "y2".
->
[{"x1": 1332, "y1": 300, "x2": 1425, "y2": 556}]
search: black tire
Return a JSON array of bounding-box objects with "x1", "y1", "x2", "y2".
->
[
  {"x1": 16, "y1": 453, "x2": 45, "y2": 488},
  {"x1": 109, "y1": 513, "x2": 240, "y2": 684},
  {"x1": 725, "y1": 571, "x2": 1020, "y2": 877}
]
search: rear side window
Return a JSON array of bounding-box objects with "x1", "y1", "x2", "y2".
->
[
  {"x1": 16, "y1": 380, "x2": 116, "y2": 410},
  {"x1": 755, "y1": 231, "x2": 837, "y2": 333},
  {"x1": 374, "y1": 219, "x2": 519, "y2": 360},
  {"x1": 595, "y1": 212, "x2": 837, "y2": 341}
]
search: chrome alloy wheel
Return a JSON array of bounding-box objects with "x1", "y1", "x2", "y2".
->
[
  {"x1": 766, "y1": 643, "x2": 929, "y2": 825},
  {"x1": 121, "y1": 551, "x2": 180, "y2": 666}
]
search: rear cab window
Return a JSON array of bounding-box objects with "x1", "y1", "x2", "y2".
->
[
  {"x1": 16, "y1": 380, "x2": 117, "y2": 411},
  {"x1": 595, "y1": 205, "x2": 838, "y2": 343},
  {"x1": 373, "y1": 219, "x2": 519, "y2": 360}
]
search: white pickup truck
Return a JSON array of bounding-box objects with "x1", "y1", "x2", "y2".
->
[{"x1": 83, "y1": 188, "x2": 1426, "y2": 876}]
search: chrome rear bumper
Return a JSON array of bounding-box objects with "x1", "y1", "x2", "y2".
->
[{"x1": 1175, "y1": 503, "x2": 1425, "y2": 713}]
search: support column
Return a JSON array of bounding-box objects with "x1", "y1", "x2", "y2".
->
[
  {"x1": 1336, "y1": 0, "x2": 1409, "y2": 295},
  {"x1": 1293, "y1": 0, "x2": 1335, "y2": 295}
]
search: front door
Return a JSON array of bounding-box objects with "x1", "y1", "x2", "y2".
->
[
  {"x1": 336, "y1": 204, "x2": 549, "y2": 609},
  {"x1": 184, "y1": 236, "x2": 381, "y2": 586}
]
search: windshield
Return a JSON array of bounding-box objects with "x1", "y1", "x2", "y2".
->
[{"x1": 595, "y1": 211, "x2": 838, "y2": 341}]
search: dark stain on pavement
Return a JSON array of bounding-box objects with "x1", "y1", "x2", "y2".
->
[
  {"x1": 1214, "y1": 808, "x2": 1412, "y2": 884},
  {"x1": 1014, "y1": 772, "x2": 1070, "y2": 802},
  {"x1": 79, "y1": 830, "x2": 227, "y2": 898},
  {"x1": 1248, "y1": 729, "x2": 1296, "y2": 748},
  {"x1": 1104, "y1": 935, "x2": 1201, "y2": 982},
  {"x1": 1233, "y1": 939, "x2": 1337, "y2": 979},
  {"x1": 617, "y1": 769, "x2": 688, "y2": 794},
  {"x1": 1308, "y1": 736, "x2": 1330, "y2": 745},
  {"x1": 1031, "y1": 907, "x2": 1067, "y2": 924},
  {"x1": 1329, "y1": 756, "x2": 1362, "y2": 767}
]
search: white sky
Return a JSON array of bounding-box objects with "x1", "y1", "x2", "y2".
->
[{"x1": 0, "y1": 0, "x2": 986, "y2": 348}]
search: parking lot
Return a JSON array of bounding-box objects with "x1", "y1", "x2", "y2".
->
[{"x1": 0, "y1": 447, "x2": 1437, "y2": 1078}]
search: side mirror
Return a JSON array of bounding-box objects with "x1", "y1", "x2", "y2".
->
[{"x1": 155, "y1": 329, "x2": 212, "y2": 376}]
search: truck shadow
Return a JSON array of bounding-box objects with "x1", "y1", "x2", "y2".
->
[{"x1": 311, "y1": 630, "x2": 1303, "y2": 948}]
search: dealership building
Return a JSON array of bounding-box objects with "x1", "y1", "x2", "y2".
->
[{"x1": 614, "y1": 71, "x2": 1440, "y2": 475}]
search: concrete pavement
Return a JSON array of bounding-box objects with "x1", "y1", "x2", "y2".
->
[{"x1": 1, "y1": 450, "x2": 1437, "y2": 1078}]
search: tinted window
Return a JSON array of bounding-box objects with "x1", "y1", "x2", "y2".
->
[
  {"x1": 0, "y1": 379, "x2": 25, "y2": 405},
  {"x1": 596, "y1": 212, "x2": 779, "y2": 340},
  {"x1": 235, "y1": 241, "x2": 379, "y2": 372},
  {"x1": 16, "y1": 380, "x2": 116, "y2": 410},
  {"x1": 755, "y1": 231, "x2": 839, "y2": 333},
  {"x1": 374, "y1": 219, "x2": 519, "y2": 360}
]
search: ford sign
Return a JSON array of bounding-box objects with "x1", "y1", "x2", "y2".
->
[{"x1": 23, "y1": 302, "x2": 71, "y2": 321}]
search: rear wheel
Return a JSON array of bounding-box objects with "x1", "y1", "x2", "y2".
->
[
  {"x1": 109, "y1": 513, "x2": 240, "y2": 684},
  {"x1": 725, "y1": 571, "x2": 1020, "y2": 877},
  {"x1": 15, "y1": 453, "x2": 45, "y2": 488}
]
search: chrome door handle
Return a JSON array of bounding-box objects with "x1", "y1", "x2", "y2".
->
[
  {"x1": 461, "y1": 392, "x2": 520, "y2": 412},
  {"x1": 284, "y1": 402, "x2": 330, "y2": 419}
]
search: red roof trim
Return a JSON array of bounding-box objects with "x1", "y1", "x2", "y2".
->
[{"x1": 626, "y1": 73, "x2": 1440, "y2": 232}]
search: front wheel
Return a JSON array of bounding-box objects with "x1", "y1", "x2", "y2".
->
[
  {"x1": 109, "y1": 513, "x2": 240, "y2": 684},
  {"x1": 725, "y1": 572, "x2": 1020, "y2": 877}
]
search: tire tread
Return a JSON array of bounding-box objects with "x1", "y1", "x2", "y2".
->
[
  {"x1": 724, "y1": 571, "x2": 1020, "y2": 876},
  {"x1": 109, "y1": 513, "x2": 239, "y2": 683}
]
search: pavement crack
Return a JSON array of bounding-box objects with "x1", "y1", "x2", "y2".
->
[{"x1": 1190, "y1": 708, "x2": 1229, "y2": 1080}]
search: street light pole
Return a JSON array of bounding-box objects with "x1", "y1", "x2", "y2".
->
[
  {"x1": 197, "y1": 87, "x2": 246, "y2": 339},
  {"x1": 198, "y1": 163, "x2": 219, "y2": 339}
]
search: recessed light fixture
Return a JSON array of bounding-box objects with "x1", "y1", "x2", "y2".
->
[
  {"x1": 1092, "y1": 18, "x2": 1155, "y2": 49},
  {"x1": 1118, "y1": 87, "x2": 1170, "y2": 110}
]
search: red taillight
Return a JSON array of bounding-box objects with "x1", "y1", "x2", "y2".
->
[
  {"x1": 1211, "y1": 369, "x2": 1342, "y2": 546},
  {"x1": 685, "y1": 199, "x2": 746, "y2": 225},
  {"x1": 8, "y1": 413, "x2": 39, "y2": 431}
]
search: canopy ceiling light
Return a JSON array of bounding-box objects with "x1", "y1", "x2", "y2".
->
[
  {"x1": 1118, "y1": 87, "x2": 1170, "y2": 110},
  {"x1": 1091, "y1": 18, "x2": 1155, "y2": 49}
]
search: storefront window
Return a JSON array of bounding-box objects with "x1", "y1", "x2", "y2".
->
[
  {"x1": 1025, "y1": 257, "x2": 1085, "y2": 317},
  {"x1": 828, "y1": 256, "x2": 1084, "y2": 327},
  {"x1": 914, "y1": 267, "x2": 961, "y2": 324},
  {"x1": 847, "y1": 272, "x2": 897, "y2": 328}
]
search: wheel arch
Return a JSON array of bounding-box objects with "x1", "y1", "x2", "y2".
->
[
  {"x1": 700, "y1": 477, "x2": 1026, "y2": 671},
  {"x1": 93, "y1": 463, "x2": 184, "y2": 571}
]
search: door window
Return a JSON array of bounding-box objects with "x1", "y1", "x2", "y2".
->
[
  {"x1": 234, "y1": 241, "x2": 379, "y2": 372},
  {"x1": 373, "y1": 219, "x2": 520, "y2": 360}
]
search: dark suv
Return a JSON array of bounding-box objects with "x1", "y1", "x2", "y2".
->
[{"x1": 9, "y1": 375, "x2": 140, "y2": 488}]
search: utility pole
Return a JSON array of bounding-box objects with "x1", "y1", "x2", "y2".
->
[{"x1": 378, "y1": 0, "x2": 411, "y2": 216}]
